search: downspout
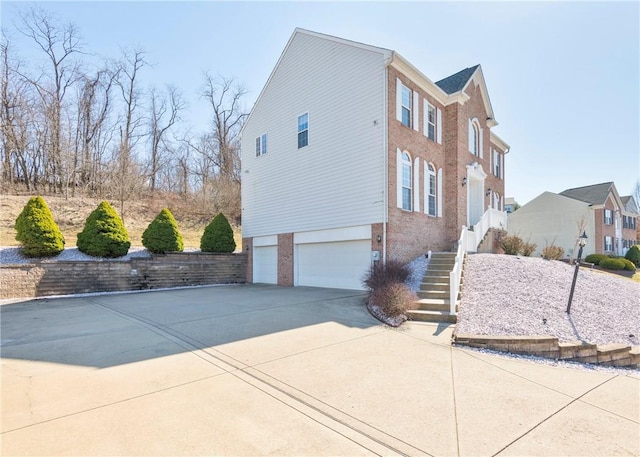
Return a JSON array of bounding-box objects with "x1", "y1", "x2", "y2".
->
[{"x1": 382, "y1": 57, "x2": 391, "y2": 264}]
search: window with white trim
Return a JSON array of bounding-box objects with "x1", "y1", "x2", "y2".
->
[
  {"x1": 297, "y1": 113, "x2": 309, "y2": 149},
  {"x1": 427, "y1": 163, "x2": 436, "y2": 216},
  {"x1": 427, "y1": 103, "x2": 436, "y2": 141},
  {"x1": 469, "y1": 119, "x2": 481, "y2": 156},
  {"x1": 604, "y1": 209, "x2": 613, "y2": 225},
  {"x1": 401, "y1": 152, "x2": 412, "y2": 211},
  {"x1": 255, "y1": 133, "x2": 267, "y2": 157},
  {"x1": 493, "y1": 150, "x2": 501, "y2": 177},
  {"x1": 401, "y1": 84, "x2": 412, "y2": 128},
  {"x1": 604, "y1": 236, "x2": 613, "y2": 252}
]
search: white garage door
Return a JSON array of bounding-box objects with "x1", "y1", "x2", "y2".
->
[
  {"x1": 253, "y1": 246, "x2": 277, "y2": 284},
  {"x1": 296, "y1": 240, "x2": 371, "y2": 290}
]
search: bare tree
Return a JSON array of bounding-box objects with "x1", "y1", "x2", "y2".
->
[
  {"x1": 17, "y1": 7, "x2": 82, "y2": 193},
  {"x1": 148, "y1": 84, "x2": 183, "y2": 191},
  {"x1": 113, "y1": 48, "x2": 146, "y2": 218},
  {"x1": 73, "y1": 66, "x2": 116, "y2": 196}
]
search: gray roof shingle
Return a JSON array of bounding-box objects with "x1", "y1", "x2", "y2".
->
[
  {"x1": 435, "y1": 65, "x2": 480, "y2": 94},
  {"x1": 559, "y1": 182, "x2": 614, "y2": 205}
]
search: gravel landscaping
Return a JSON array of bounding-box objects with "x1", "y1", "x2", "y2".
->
[{"x1": 455, "y1": 254, "x2": 640, "y2": 346}]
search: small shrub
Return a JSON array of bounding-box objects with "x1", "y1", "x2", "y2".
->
[
  {"x1": 77, "y1": 201, "x2": 131, "y2": 258},
  {"x1": 363, "y1": 260, "x2": 409, "y2": 290},
  {"x1": 584, "y1": 254, "x2": 609, "y2": 265},
  {"x1": 142, "y1": 208, "x2": 184, "y2": 254},
  {"x1": 500, "y1": 235, "x2": 523, "y2": 255},
  {"x1": 619, "y1": 258, "x2": 637, "y2": 272},
  {"x1": 521, "y1": 241, "x2": 537, "y2": 257},
  {"x1": 14, "y1": 196, "x2": 65, "y2": 257},
  {"x1": 542, "y1": 245, "x2": 564, "y2": 260},
  {"x1": 599, "y1": 258, "x2": 626, "y2": 271},
  {"x1": 369, "y1": 282, "x2": 417, "y2": 318},
  {"x1": 200, "y1": 213, "x2": 236, "y2": 253},
  {"x1": 625, "y1": 245, "x2": 640, "y2": 267}
]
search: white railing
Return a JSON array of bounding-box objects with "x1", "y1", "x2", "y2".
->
[
  {"x1": 449, "y1": 227, "x2": 467, "y2": 316},
  {"x1": 449, "y1": 209, "x2": 508, "y2": 313}
]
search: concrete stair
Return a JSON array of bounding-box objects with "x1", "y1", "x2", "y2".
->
[{"x1": 407, "y1": 252, "x2": 461, "y2": 324}]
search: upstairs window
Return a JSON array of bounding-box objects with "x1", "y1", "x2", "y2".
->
[
  {"x1": 469, "y1": 119, "x2": 482, "y2": 157},
  {"x1": 427, "y1": 163, "x2": 436, "y2": 216},
  {"x1": 401, "y1": 152, "x2": 412, "y2": 211},
  {"x1": 297, "y1": 113, "x2": 309, "y2": 149},
  {"x1": 493, "y1": 149, "x2": 501, "y2": 178},
  {"x1": 401, "y1": 85, "x2": 412, "y2": 128},
  {"x1": 427, "y1": 103, "x2": 436, "y2": 141},
  {"x1": 255, "y1": 133, "x2": 267, "y2": 157},
  {"x1": 604, "y1": 209, "x2": 613, "y2": 225}
]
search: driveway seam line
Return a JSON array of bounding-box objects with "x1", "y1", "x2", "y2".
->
[
  {"x1": 491, "y1": 376, "x2": 619, "y2": 456},
  {"x1": 450, "y1": 344, "x2": 461, "y2": 457}
]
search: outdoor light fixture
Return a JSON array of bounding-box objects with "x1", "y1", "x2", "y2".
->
[
  {"x1": 486, "y1": 188, "x2": 492, "y2": 196},
  {"x1": 376, "y1": 234, "x2": 382, "y2": 243},
  {"x1": 566, "y1": 231, "x2": 588, "y2": 314},
  {"x1": 462, "y1": 177, "x2": 467, "y2": 187}
]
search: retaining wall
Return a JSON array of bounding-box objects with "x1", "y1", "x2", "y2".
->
[
  {"x1": 453, "y1": 333, "x2": 640, "y2": 369},
  {"x1": 1, "y1": 253, "x2": 247, "y2": 299}
]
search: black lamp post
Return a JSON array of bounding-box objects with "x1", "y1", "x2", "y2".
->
[{"x1": 566, "y1": 231, "x2": 588, "y2": 314}]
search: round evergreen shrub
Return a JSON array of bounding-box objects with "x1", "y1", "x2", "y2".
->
[
  {"x1": 620, "y1": 258, "x2": 636, "y2": 272},
  {"x1": 625, "y1": 245, "x2": 640, "y2": 267},
  {"x1": 77, "y1": 201, "x2": 131, "y2": 258},
  {"x1": 14, "y1": 196, "x2": 65, "y2": 257},
  {"x1": 200, "y1": 213, "x2": 236, "y2": 253},
  {"x1": 584, "y1": 254, "x2": 609, "y2": 265},
  {"x1": 142, "y1": 208, "x2": 184, "y2": 254},
  {"x1": 598, "y1": 258, "x2": 626, "y2": 271}
]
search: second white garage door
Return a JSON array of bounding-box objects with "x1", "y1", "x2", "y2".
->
[{"x1": 296, "y1": 240, "x2": 371, "y2": 290}]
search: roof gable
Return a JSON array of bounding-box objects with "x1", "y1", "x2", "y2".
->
[
  {"x1": 559, "y1": 182, "x2": 615, "y2": 205},
  {"x1": 435, "y1": 65, "x2": 479, "y2": 94}
]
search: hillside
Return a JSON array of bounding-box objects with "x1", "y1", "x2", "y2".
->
[{"x1": 0, "y1": 194, "x2": 241, "y2": 249}]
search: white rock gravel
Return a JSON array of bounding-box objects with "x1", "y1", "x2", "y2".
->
[
  {"x1": 455, "y1": 254, "x2": 640, "y2": 346},
  {"x1": 405, "y1": 253, "x2": 430, "y2": 293},
  {"x1": 0, "y1": 246, "x2": 204, "y2": 264}
]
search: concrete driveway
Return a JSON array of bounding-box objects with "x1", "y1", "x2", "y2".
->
[{"x1": 1, "y1": 285, "x2": 638, "y2": 456}]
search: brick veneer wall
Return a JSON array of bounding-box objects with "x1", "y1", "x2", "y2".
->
[
  {"x1": 0, "y1": 253, "x2": 247, "y2": 299},
  {"x1": 277, "y1": 233, "x2": 294, "y2": 286}
]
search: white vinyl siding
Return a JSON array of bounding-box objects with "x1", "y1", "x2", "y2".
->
[{"x1": 241, "y1": 32, "x2": 387, "y2": 237}]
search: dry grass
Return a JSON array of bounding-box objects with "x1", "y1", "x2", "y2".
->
[{"x1": 1, "y1": 194, "x2": 242, "y2": 249}]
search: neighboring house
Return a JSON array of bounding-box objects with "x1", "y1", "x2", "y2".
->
[
  {"x1": 241, "y1": 28, "x2": 510, "y2": 290},
  {"x1": 507, "y1": 182, "x2": 639, "y2": 258},
  {"x1": 505, "y1": 197, "x2": 517, "y2": 214}
]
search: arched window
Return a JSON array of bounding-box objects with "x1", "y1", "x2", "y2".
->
[
  {"x1": 401, "y1": 151, "x2": 412, "y2": 211},
  {"x1": 469, "y1": 119, "x2": 481, "y2": 157},
  {"x1": 427, "y1": 163, "x2": 436, "y2": 216}
]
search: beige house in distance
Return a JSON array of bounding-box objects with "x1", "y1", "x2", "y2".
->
[{"x1": 508, "y1": 182, "x2": 638, "y2": 258}]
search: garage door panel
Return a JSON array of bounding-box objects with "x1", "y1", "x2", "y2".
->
[
  {"x1": 296, "y1": 240, "x2": 371, "y2": 290},
  {"x1": 253, "y1": 246, "x2": 277, "y2": 284}
]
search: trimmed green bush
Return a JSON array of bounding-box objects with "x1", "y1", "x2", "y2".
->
[
  {"x1": 77, "y1": 201, "x2": 131, "y2": 258},
  {"x1": 500, "y1": 235, "x2": 523, "y2": 255},
  {"x1": 599, "y1": 258, "x2": 626, "y2": 271},
  {"x1": 142, "y1": 208, "x2": 184, "y2": 254},
  {"x1": 14, "y1": 196, "x2": 65, "y2": 257},
  {"x1": 620, "y1": 258, "x2": 637, "y2": 272},
  {"x1": 542, "y1": 245, "x2": 564, "y2": 260},
  {"x1": 625, "y1": 245, "x2": 640, "y2": 267},
  {"x1": 200, "y1": 213, "x2": 236, "y2": 253},
  {"x1": 584, "y1": 254, "x2": 609, "y2": 265}
]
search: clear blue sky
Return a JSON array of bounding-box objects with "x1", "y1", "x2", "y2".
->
[{"x1": 2, "y1": 1, "x2": 639, "y2": 205}]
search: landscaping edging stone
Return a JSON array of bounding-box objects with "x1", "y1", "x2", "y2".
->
[{"x1": 453, "y1": 333, "x2": 640, "y2": 369}]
